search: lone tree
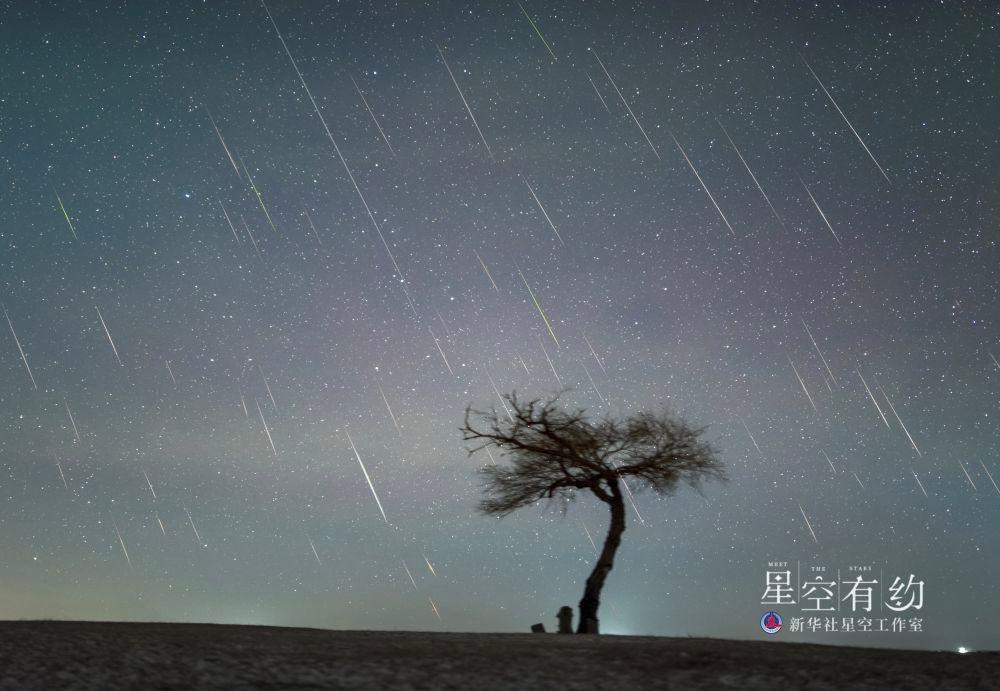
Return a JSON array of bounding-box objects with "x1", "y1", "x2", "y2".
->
[{"x1": 462, "y1": 390, "x2": 726, "y2": 633}]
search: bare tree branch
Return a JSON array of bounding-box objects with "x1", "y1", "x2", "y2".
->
[{"x1": 462, "y1": 390, "x2": 726, "y2": 516}]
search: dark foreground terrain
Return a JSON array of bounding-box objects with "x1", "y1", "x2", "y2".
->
[{"x1": 0, "y1": 621, "x2": 994, "y2": 690}]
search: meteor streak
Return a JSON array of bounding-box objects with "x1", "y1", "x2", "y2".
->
[
  {"x1": 429, "y1": 328, "x2": 455, "y2": 376},
  {"x1": 877, "y1": 384, "x2": 921, "y2": 457},
  {"x1": 623, "y1": 489, "x2": 645, "y2": 524},
  {"x1": 242, "y1": 215, "x2": 264, "y2": 261},
  {"x1": 95, "y1": 306, "x2": 123, "y2": 367},
  {"x1": 912, "y1": 470, "x2": 929, "y2": 498},
  {"x1": 484, "y1": 446, "x2": 498, "y2": 466},
  {"x1": 436, "y1": 44, "x2": 494, "y2": 160},
  {"x1": 593, "y1": 51, "x2": 660, "y2": 160},
  {"x1": 205, "y1": 107, "x2": 241, "y2": 178},
  {"x1": 219, "y1": 200, "x2": 241, "y2": 245},
  {"x1": 486, "y1": 369, "x2": 514, "y2": 422},
  {"x1": 517, "y1": 2, "x2": 558, "y2": 61},
  {"x1": 423, "y1": 554, "x2": 437, "y2": 577},
  {"x1": 582, "y1": 334, "x2": 607, "y2": 375},
  {"x1": 821, "y1": 450, "x2": 837, "y2": 474},
  {"x1": 801, "y1": 319, "x2": 837, "y2": 384},
  {"x1": 376, "y1": 380, "x2": 401, "y2": 434},
  {"x1": 351, "y1": 74, "x2": 396, "y2": 156},
  {"x1": 717, "y1": 119, "x2": 783, "y2": 227},
  {"x1": 434, "y1": 309, "x2": 452, "y2": 340},
  {"x1": 798, "y1": 502, "x2": 818, "y2": 544},
  {"x1": 669, "y1": 132, "x2": 735, "y2": 236},
  {"x1": 55, "y1": 192, "x2": 78, "y2": 240},
  {"x1": 518, "y1": 267, "x2": 559, "y2": 348},
  {"x1": 3, "y1": 305, "x2": 37, "y2": 389},
  {"x1": 402, "y1": 561, "x2": 418, "y2": 589},
  {"x1": 787, "y1": 354, "x2": 817, "y2": 412},
  {"x1": 110, "y1": 514, "x2": 132, "y2": 568},
  {"x1": 585, "y1": 71, "x2": 610, "y2": 112},
  {"x1": 819, "y1": 370, "x2": 833, "y2": 393},
  {"x1": 981, "y1": 461, "x2": 1000, "y2": 496},
  {"x1": 958, "y1": 460, "x2": 976, "y2": 491},
  {"x1": 801, "y1": 179, "x2": 842, "y2": 246},
  {"x1": 255, "y1": 397, "x2": 278, "y2": 457},
  {"x1": 165, "y1": 360, "x2": 177, "y2": 387},
  {"x1": 523, "y1": 179, "x2": 564, "y2": 246},
  {"x1": 303, "y1": 209, "x2": 322, "y2": 246},
  {"x1": 142, "y1": 470, "x2": 156, "y2": 500},
  {"x1": 581, "y1": 520, "x2": 598, "y2": 554},
  {"x1": 346, "y1": 430, "x2": 388, "y2": 523},
  {"x1": 473, "y1": 250, "x2": 500, "y2": 292},
  {"x1": 185, "y1": 507, "x2": 204, "y2": 544},
  {"x1": 428, "y1": 597, "x2": 442, "y2": 620},
  {"x1": 739, "y1": 417, "x2": 762, "y2": 456},
  {"x1": 56, "y1": 462, "x2": 69, "y2": 490},
  {"x1": 613, "y1": 463, "x2": 645, "y2": 524},
  {"x1": 856, "y1": 368, "x2": 890, "y2": 427},
  {"x1": 261, "y1": 0, "x2": 417, "y2": 317},
  {"x1": 852, "y1": 471, "x2": 865, "y2": 489},
  {"x1": 800, "y1": 54, "x2": 891, "y2": 184},
  {"x1": 517, "y1": 354, "x2": 531, "y2": 376},
  {"x1": 582, "y1": 361, "x2": 606, "y2": 406},
  {"x1": 308, "y1": 536, "x2": 322, "y2": 565},
  {"x1": 241, "y1": 158, "x2": 278, "y2": 234},
  {"x1": 538, "y1": 334, "x2": 562, "y2": 387},
  {"x1": 259, "y1": 364, "x2": 277, "y2": 410}
]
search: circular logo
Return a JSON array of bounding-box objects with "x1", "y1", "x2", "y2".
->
[{"x1": 760, "y1": 610, "x2": 783, "y2": 635}]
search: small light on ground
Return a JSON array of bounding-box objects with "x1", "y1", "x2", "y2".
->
[{"x1": 957, "y1": 646, "x2": 970, "y2": 654}]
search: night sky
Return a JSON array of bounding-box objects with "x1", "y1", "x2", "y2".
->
[{"x1": 0, "y1": 1, "x2": 997, "y2": 651}]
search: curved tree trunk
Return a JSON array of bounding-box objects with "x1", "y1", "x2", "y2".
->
[{"x1": 577, "y1": 480, "x2": 626, "y2": 633}]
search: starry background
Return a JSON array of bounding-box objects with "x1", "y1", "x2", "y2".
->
[{"x1": 0, "y1": 0, "x2": 996, "y2": 651}]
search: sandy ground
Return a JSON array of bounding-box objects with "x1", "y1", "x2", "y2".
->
[{"x1": 0, "y1": 621, "x2": 994, "y2": 689}]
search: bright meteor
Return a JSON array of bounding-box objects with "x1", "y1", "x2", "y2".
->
[
  {"x1": 3, "y1": 305, "x2": 38, "y2": 390},
  {"x1": 436, "y1": 44, "x2": 494, "y2": 160},
  {"x1": 346, "y1": 430, "x2": 388, "y2": 523},
  {"x1": 95, "y1": 306, "x2": 123, "y2": 367},
  {"x1": 518, "y1": 266, "x2": 559, "y2": 348},
  {"x1": 517, "y1": 2, "x2": 558, "y2": 61},
  {"x1": 801, "y1": 53, "x2": 891, "y2": 184},
  {"x1": 55, "y1": 192, "x2": 78, "y2": 241},
  {"x1": 241, "y1": 157, "x2": 278, "y2": 234}
]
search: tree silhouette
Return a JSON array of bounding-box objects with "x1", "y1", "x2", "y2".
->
[{"x1": 462, "y1": 390, "x2": 726, "y2": 633}]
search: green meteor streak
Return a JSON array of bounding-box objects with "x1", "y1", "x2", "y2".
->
[
  {"x1": 55, "y1": 193, "x2": 78, "y2": 240},
  {"x1": 241, "y1": 159, "x2": 278, "y2": 234},
  {"x1": 518, "y1": 2, "x2": 558, "y2": 61},
  {"x1": 518, "y1": 267, "x2": 559, "y2": 348}
]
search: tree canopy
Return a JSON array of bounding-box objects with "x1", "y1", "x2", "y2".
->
[{"x1": 463, "y1": 390, "x2": 727, "y2": 514}]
